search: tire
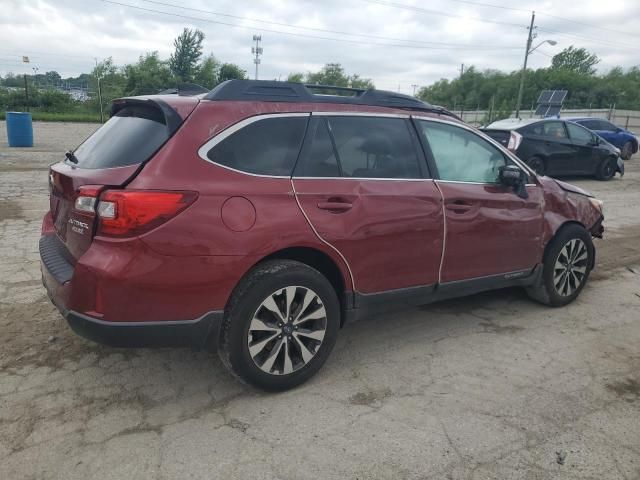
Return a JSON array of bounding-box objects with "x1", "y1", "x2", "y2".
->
[
  {"x1": 218, "y1": 260, "x2": 340, "y2": 391},
  {"x1": 526, "y1": 224, "x2": 594, "y2": 307},
  {"x1": 527, "y1": 156, "x2": 546, "y2": 176},
  {"x1": 595, "y1": 157, "x2": 616, "y2": 181},
  {"x1": 621, "y1": 141, "x2": 633, "y2": 160}
]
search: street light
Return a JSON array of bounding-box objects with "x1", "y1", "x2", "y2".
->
[
  {"x1": 515, "y1": 39, "x2": 556, "y2": 118},
  {"x1": 514, "y1": 12, "x2": 558, "y2": 118}
]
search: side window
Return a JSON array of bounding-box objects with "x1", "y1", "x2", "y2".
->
[
  {"x1": 417, "y1": 121, "x2": 507, "y2": 183},
  {"x1": 566, "y1": 123, "x2": 594, "y2": 145},
  {"x1": 599, "y1": 120, "x2": 617, "y2": 132},
  {"x1": 520, "y1": 123, "x2": 544, "y2": 136},
  {"x1": 294, "y1": 118, "x2": 340, "y2": 177},
  {"x1": 207, "y1": 116, "x2": 307, "y2": 176},
  {"x1": 578, "y1": 120, "x2": 596, "y2": 130},
  {"x1": 542, "y1": 121, "x2": 568, "y2": 140},
  {"x1": 326, "y1": 117, "x2": 422, "y2": 179}
]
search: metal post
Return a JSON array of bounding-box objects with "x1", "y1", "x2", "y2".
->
[
  {"x1": 94, "y1": 59, "x2": 104, "y2": 123},
  {"x1": 23, "y1": 74, "x2": 29, "y2": 111},
  {"x1": 252, "y1": 35, "x2": 263, "y2": 80},
  {"x1": 515, "y1": 11, "x2": 535, "y2": 119}
]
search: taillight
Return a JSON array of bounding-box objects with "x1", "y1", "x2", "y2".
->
[
  {"x1": 74, "y1": 185, "x2": 103, "y2": 214},
  {"x1": 507, "y1": 131, "x2": 523, "y2": 151},
  {"x1": 96, "y1": 190, "x2": 197, "y2": 237}
]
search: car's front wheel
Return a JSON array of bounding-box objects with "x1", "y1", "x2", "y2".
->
[
  {"x1": 595, "y1": 157, "x2": 616, "y2": 180},
  {"x1": 218, "y1": 260, "x2": 340, "y2": 391},
  {"x1": 526, "y1": 224, "x2": 594, "y2": 307},
  {"x1": 527, "y1": 156, "x2": 546, "y2": 176}
]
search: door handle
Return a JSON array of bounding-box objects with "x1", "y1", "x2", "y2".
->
[
  {"x1": 317, "y1": 201, "x2": 353, "y2": 212},
  {"x1": 445, "y1": 201, "x2": 473, "y2": 214}
]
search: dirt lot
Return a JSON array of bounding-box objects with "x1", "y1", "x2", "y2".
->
[{"x1": 1, "y1": 121, "x2": 639, "y2": 479}]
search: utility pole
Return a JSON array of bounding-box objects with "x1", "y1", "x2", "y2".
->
[
  {"x1": 94, "y1": 58, "x2": 104, "y2": 123},
  {"x1": 411, "y1": 84, "x2": 419, "y2": 96},
  {"x1": 32, "y1": 67, "x2": 39, "y2": 88},
  {"x1": 252, "y1": 35, "x2": 263, "y2": 80},
  {"x1": 460, "y1": 63, "x2": 464, "y2": 78},
  {"x1": 515, "y1": 11, "x2": 536, "y2": 119}
]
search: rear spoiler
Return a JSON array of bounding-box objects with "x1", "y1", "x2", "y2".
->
[{"x1": 110, "y1": 98, "x2": 184, "y2": 137}]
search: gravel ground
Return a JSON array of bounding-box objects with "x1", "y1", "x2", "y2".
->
[{"x1": 1, "y1": 121, "x2": 639, "y2": 480}]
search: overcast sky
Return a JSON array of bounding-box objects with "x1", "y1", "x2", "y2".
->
[{"x1": 1, "y1": 0, "x2": 639, "y2": 93}]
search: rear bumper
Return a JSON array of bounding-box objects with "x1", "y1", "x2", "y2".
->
[
  {"x1": 65, "y1": 309, "x2": 223, "y2": 349},
  {"x1": 40, "y1": 234, "x2": 224, "y2": 349}
]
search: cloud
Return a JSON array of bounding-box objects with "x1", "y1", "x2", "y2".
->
[{"x1": 1, "y1": 0, "x2": 638, "y2": 93}]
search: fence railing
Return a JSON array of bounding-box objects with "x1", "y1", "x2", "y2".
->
[{"x1": 460, "y1": 108, "x2": 640, "y2": 131}]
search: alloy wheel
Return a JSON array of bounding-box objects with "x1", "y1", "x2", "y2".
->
[
  {"x1": 247, "y1": 286, "x2": 327, "y2": 375},
  {"x1": 553, "y1": 239, "x2": 588, "y2": 296}
]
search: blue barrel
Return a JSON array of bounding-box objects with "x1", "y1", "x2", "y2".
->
[{"x1": 6, "y1": 112, "x2": 34, "y2": 147}]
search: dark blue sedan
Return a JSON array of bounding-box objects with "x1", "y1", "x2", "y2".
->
[{"x1": 567, "y1": 117, "x2": 638, "y2": 160}]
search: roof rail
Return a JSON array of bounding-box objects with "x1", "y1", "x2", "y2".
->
[{"x1": 203, "y1": 80, "x2": 459, "y2": 118}]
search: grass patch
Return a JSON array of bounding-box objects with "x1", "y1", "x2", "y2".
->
[{"x1": 0, "y1": 111, "x2": 102, "y2": 123}]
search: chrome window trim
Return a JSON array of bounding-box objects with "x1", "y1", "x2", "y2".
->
[
  {"x1": 293, "y1": 177, "x2": 434, "y2": 182},
  {"x1": 197, "y1": 112, "x2": 310, "y2": 178},
  {"x1": 312, "y1": 111, "x2": 410, "y2": 119}
]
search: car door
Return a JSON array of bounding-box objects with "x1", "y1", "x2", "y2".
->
[
  {"x1": 414, "y1": 119, "x2": 544, "y2": 283},
  {"x1": 292, "y1": 114, "x2": 444, "y2": 294},
  {"x1": 538, "y1": 121, "x2": 579, "y2": 175},
  {"x1": 565, "y1": 122, "x2": 600, "y2": 174}
]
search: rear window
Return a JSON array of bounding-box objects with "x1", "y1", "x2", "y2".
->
[
  {"x1": 206, "y1": 116, "x2": 308, "y2": 176},
  {"x1": 73, "y1": 105, "x2": 168, "y2": 169}
]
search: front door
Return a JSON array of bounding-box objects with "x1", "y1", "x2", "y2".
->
[
  {"x1": 292, "y1": 114, "x2": 444, "y2": 294},
  {"x1": 565, "y1": 122, "x2": 599, "y2": 174},
  {"x1": 414, "y1": 118, "x2": 544, "y2": 283}
]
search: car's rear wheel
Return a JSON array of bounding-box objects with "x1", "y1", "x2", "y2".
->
[
  {"x1": 218, "y1": 260, "x2": 340, "y2": 391},
  {"x1": 526, "y1": 224, "x2": 594, "y2": 307},
  {"x1": 595, "y1": 157, "x2": 616, "y2": 180},
  {"x1": 527, "y1": 156, "x2": 546, "y2": 175},
  {"x1": 621, "y1": 141, "x2": 633, "y2": 160}
]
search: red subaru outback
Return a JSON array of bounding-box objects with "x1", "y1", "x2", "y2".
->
[{"x1": 41, "y1": 80, "x2": 605, "y2": 390}]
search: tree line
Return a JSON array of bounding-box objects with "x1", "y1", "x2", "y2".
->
[{"x1": 418, "y1": 47, "x2": 640, "y2": 114}]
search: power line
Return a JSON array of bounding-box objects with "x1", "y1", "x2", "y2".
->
[
  {"x1": 138, "y1": 0, "x2": 518, "y2": 49},
  {"x1": 360, "y1": 0, "x2": 526, "y2": 29},
  {"x1": 104, "y1": 0, "x2": 522, "y2": 50},
  {"x1": 536, "y1": 27, "x2": 638, "y2": 51}
]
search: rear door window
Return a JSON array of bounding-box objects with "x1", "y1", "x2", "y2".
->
[
  {"x1": 207, "y1": 116, "x2": 308, "y2": 176},
  {"x1": 294, "y1": 116, "x2": 423, "y2": 179},
  {"x1": 73, "y1": 105, "x2": 169, "y2": 169},
  {"x1": 542, "y1": 121, "x2": 569, "y2": 140}
]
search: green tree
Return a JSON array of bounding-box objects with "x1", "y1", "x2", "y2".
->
[
  {"x1": 89, "y1": 57, "x2": 126, "y2": 115},
  {"x1": 218, "y1": 63, "x2": 247, "y2": 82},
  {"x1": 305, "y1": 63, "x2": 374, "y2": 89},
  {"x1": 287, "y1": 72, "x2": 304, "y2": 83},
  {"x1": 194, "y1": 55, "x2": 220, "y2": 88},
  {"x1": 551, "y1": 46, "x2": 600, "y2": 75},
  {"x1": 123, "y1": 52, "x2": 175, "y2": 95},
  {"x1": 169, "y1": 28, "x2": 205, "y2": 82}
]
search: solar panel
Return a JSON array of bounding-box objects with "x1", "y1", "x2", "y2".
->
[
  {"x1": 537, "y1": 90, "x2": 553, "y2": 104},
  {"x1": 550, "y1": 90, "x2": 568, "y2": 103},
  {"x1": 535, "y1": 90, "x2": 568, "y2": 118}
]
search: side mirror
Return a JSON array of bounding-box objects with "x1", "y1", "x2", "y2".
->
[{"x1": 498, "y1": 165, "x2": 529, "y2": 199}]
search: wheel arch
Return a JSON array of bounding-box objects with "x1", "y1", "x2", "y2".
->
[
  {"x1": 543, "y1": 220, "x2": 594, "y2": 269},
  {"x1": 231, "y1": 246, "x2": 352, "y2": 326}
]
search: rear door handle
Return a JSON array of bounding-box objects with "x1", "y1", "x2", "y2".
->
[
  {"x1": 445, "y1": 201, "x2": 473, "y2": 214},
  {"x1": 317, "y1": 201, "x2": 353, "y2": 212}
]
